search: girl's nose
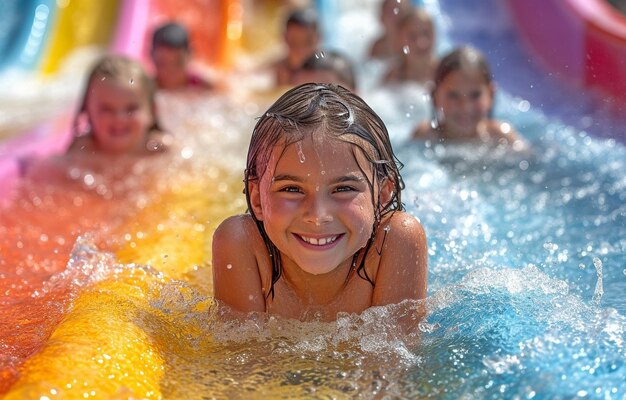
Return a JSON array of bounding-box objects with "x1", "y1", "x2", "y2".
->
[{"x1": 303, "y1": 195, "x2": 333, "y2": 226}]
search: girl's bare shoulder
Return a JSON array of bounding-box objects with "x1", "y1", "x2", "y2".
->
[
  {"x1": 411, "y1": 121, "x2": 436, "y2": 140},
  {"x1": 485, "y1": 120, "x2": 519, "y2": 142},
  {"x1": 371, "y1": 211, "x2": 428, "y2": 304},
  {"x1": 67, "y1": 135, "x2": 96, "y2": 154},
  {"x1": 380, "y1": 211, "x2": 425, "y2": 246},
  {"x1": 214, "y1": 214, "x2": 260, "y2": 243}
]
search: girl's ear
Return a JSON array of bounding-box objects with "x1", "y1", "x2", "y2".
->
[
  {"x1": 248, "y1": 180, "x2": 264, "y2": 221},
  {"x1": 379, "y1": 177, "x2": 395, "y2": 210}
]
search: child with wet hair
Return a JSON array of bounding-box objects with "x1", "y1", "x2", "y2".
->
[
  {"x1": 368, "y1": 0, "x2": 413, "y2": 60},
  {"x1": 212, "y1": 83, "x2": 427, "y2": 322},
  {"x1": 412, "y1": 45, "x2": 524, "y2": 147},
  {"x1": 290, "y1": 49, "x2": 357, "y2": 91},
  {"x1": 150, "y1": 21, "x2": 212, "y2": 91},
  {"x1": 22, "y1": 55, "x2": 171, "y2": 192},
  {"x1": 383, "y1": 6, "x2": 437, "y2": 86},
  {"x1": 273, "y1": 7, "x2": 321, "y2": 87},
  {"x1": 68, "y1": 54, "x2": 170, "y2": 156}
]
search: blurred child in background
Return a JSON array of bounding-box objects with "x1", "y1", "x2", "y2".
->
[
  {"x1": 412, "y1": 45, "x2": 524, "y2": 147},
  {"x1": 290, "y1": 49, "x2": 357, "y2": 91},
  {"x1": 150, "y1": 21, "x2": 213, "y2": 91},
  {"x1": 68, "y1": 55, "x2": 170, "y2": 156},
  {"x1": 273, "y1": 7, "x2": 321, "y2": 87},
  {"x1": 383, "y1": 6, "x2": 437, "y2": 86},
  {"x1": 368, "y1": 0, "x2": 413, "y2": 60},
  {"x1": 24, "y1": 55, "x2": 171, "y2": 185}
]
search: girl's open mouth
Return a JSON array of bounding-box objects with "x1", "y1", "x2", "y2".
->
[{"x1": 295, "y1": 233, "x2": 343, "y2": 248}]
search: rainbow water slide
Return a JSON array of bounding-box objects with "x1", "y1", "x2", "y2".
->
[
  {"x1": 504, "y1": 0, "x2": 626, "y2": 101},
  {"x1": 0, "y1": 1, "x2": 249, "y2": 397}
]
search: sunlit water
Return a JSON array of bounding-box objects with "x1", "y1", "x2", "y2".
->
[{"x1": 0, "y1": 0, "x2": 625, "y2": 398}]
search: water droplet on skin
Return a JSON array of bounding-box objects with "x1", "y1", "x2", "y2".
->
[
  {"x1": 226, "y1": 264, "x2": 232, "y2": 270},
  {"x1": 296, "y1": 142, "x2": 306, "y2": 163},
  {"x1": 402, "y1": 45, "x2": 410, "y2": 55},
  {"x1": 129, "y1": 78, "x2": 134, "y2": 84}
]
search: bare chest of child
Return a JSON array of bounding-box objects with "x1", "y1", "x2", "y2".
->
[{"x1": 265, "y1": 266, "x2": 377, "y2": 322}]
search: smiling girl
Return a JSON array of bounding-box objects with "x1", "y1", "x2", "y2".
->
[
  {"x1": 412, "y1": 45, "x2": 523, "y2": 147},
  {"x1": 212, "y1": 83, "x2": 427, "y2": 322},
  {"x1": 69, "y1": 55, "x2": 169, "y2": 156}
]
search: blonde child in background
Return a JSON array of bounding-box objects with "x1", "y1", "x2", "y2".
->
[
  {"x1": 273, "y1": 7, "x2": 321, "y2": 88},
  {"x1": 24, "y1": 55, "x2": 172, "y2": 186},
  {"x1": 383, "y1": 6, "x2": 438, "y2": 86},
  {"x1": 212, "y1": 83, "x2": 427, "y2": 322},
  {"x1": 68, "y1": 55, "x2": 170, "y2": 156},
  {"x1": 412, "y1": 45, "x2": 524, "y2": 147}
]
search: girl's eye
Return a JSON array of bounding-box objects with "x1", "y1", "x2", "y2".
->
[
  {"x1": 469, "y1": 91, "x2": 483, "y2": 100},
  {"x1": 126, "y1": 105, "x2": 140, "y2": 115},
  {"x1": 447, "y1": 92, "x2": 460, "y2": 101},
  {"x1": 100, "y1": 106, "x2": 115, "y2": 114},
  {"x1": 334, "y1": 185, "x2": 355, "y2": 193},
  {"x1": 279, "y1": 185, "x2": 302, "y2": 193}
]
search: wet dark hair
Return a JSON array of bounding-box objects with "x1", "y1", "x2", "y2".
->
[
  {"x1": 244, "y1": 83, "x2": 405, "y2": 298},
  {"x1": 299, "y1": 50, "x2": 357, "y2": 90},
  {"x1": 72, "y1": 55, "x2": 161, "y2": 139},
  {"x1": 433, "y1": 45, "x2": 492, "y2": 89},
  {"x1": 285, "y1": 7, "x2": 319, "y2": 30},
  {"x1": 151, "y1": 21, "x2": 190, "y2": 51}
]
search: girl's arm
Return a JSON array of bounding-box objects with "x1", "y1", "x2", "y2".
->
[
  {"x1": 212, "y1": 215, "x2": 267, "y2": 313},
  {"x1": 371, "y1": 211, "x2": 428, "y2": 306}
]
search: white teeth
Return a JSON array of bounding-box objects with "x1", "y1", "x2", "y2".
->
[{"x1": 301, "y1": 235, "x2": 338, "y2": 246}]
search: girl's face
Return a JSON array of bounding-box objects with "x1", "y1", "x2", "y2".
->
[
  {"x1": 250, "y1": 134, "x2": 380, "y2": 276},
  {"x1": 86, "y1": 78, "x2": 154, "y2": 154},
  {"x1": 381, "y1": 0, "x2": 406, "y2": 28},
  {"x1": 284, "y1": 24, "x2": 319, "y2": 68},
  {"x1": 433, "y1": 69, "x2": 494, "y2": 137},
  {"x1": 399, "y1": 17, "x2": 434, "y2": 58}
]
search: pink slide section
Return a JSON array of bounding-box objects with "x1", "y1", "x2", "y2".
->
[
  {"x1": 505, "y1": 0, "x2": 626, "y2": 100},
  {"x1": 0, "y1": 1, "x2": 152, "y2": 200},
  {"x1": 110, "y1": 0, "x2": 153, "y2": 59}
]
